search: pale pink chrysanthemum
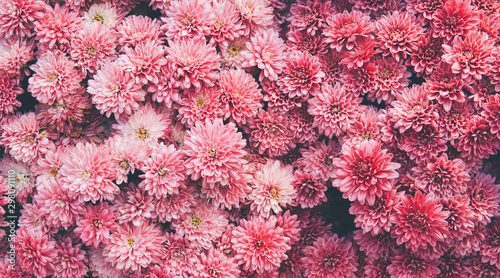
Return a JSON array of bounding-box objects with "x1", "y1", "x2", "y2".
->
[
  {"x1": 233, "y1": 0, "x2": 274, "y2": 35},
  {"x1": 74, "y1": 202, "x2": 118, "y2": 248},
  {"x1": 0, "y1": 157, "x2": 34, "y2": 204},
  {"x1": 387, "y1": 250, "x2": 440, "y2": 278},
  {"x1": 391, "y1": 192, "x2": 450, "y2": 252},
  {"x1": 249, "y1": 160, "x2": 296, "y2": 217},
  {"x1": 103, "y1": 222, "x2": 166, "y2": 272},
  {"x1": 70, "y1": 22, "x2": 118, "y2": 75},
  {"x1": 288, "y1": 105, "x2": 318, "y2": 145},
  {"x1": 220, "y1": 37, "x2": 248, "y2": 68},
  {"x1": 15, "y1": 227, "x2": 57, "y2": 277},
  {"x1": 53, "y1": 236, "x2": 89, "y2": 278},
  {"x1": 294, "y1": 140, "x2": 339, "y2": 182},
  {"x1": 432, "y1": 0, "x2": 480, "y2": 41},
  {"x1": 18, "y1": 202, "x2": 56, "y2": 235},
  {"x1": 106, "y1": 135, "x2": 149, "y2": 185},
  {"x1": 466, "y1": 173, "x2": 500, "y2": 225},
  {"x1": 301, "y1": 234, "x2": 358, "y2": 278},
  {"x1": 147, "y1": 63, "x2": 181, "y2": 108},
  {"x1": 288, "y1": 0, "x2": 334, "y2": 36},
  {"x1": 88, "y1": 246, "x2": 126, "y2": 278},
  {"x1": 209, "y1": 0, "x2": 244, "y2": 46},
  {"x1": 0, "y1": 112, "x2": 51, "y2": 164},
  {"x1": 324, "y1": 10, "x2": 373, "y2": 52},
  {"x1": 117, "y1": 15, "x2": 164, "y2": 48},
  {"x1": 339, "y1": 37, "x2": 377, "y2": 70},
  {"x1": 412, "y1": 153, "x2": 470, "y2": 198},
  {"x1": 194, "y1": 248, "x2": 241, "y2": 278},
  {"x1": 276, "y1": 210, "x2": 302, "y2": 246},
  {"x1": 183, "y1": 118, "x2": 247, "y2": 185},
  {"x1": 406, "y1": 0, "x2": 444, "y2": 25},
  {"x1": 375, "y1": 11, "x2": 423, "y2": 62},
  {"x1": 201, "y1": 171, "x2": 252, "y2": 210},
  {"x1": 161, "y1": 232, "x2": 199, "y2": 275},
  {"x1": 456, "y1": 116, "x2": 500, "y2": 161},
  {"x1": 162, "y1": 0, "x2": 214, "y2": 40},
  {"x1": 88, "y1": 60, "x2": 146, "y2": 120},
  {"x1": 441, "y1": 195, "x2": 475, "y2": 242},
  {"x1": 232, "y1": 215, "x2": 291, "y2": 273},
  {"x1": 166, "y1": 37, "x2": 220, "y2": 90},
  {"x1": 84, "y1": 2, "x2": 125, "y2": 29},
  {"x1": 292, "y1": 169, "x2": 327, "y2": 209},
  {"x1": 140, "y1": 142, "x2": 186, "y2": 197},
  {"x1": 286, "y1": 29, "x2": 328, "y2": 57},
  {"x1": 173, "y1": 204, "x2": 229, "y2": 250},
  {"x1": 121, "y1": 41, "x2": 167, "y2": 85},
  {"x1": 152, "y1": 184, "x2": 197, "y2": 223},
  {"x1": 0, "y1": 75, "x2": 22, "y2": 119},
  {"x1": 480, "y1": 218, "x2": 500, "y2": 267},
  {"x1": 407, "y1": 34, "x2": 443, "y2": 77},
  {"x1": 242, "y1": 28, "x2": 287, "y2": 81},
  {"x1": 425, "y1": 63, "x2": 467, "y2": 112},
  {"x1": 308, "y1": 83, "x2": 361, "y2": 138},
  {"x1": 482, "y1": 94, "x2": 500, "y2": 139},
  {"x1": 0, "y1": 0, "x2": 44, "y2": 38},
  {"x1": 149, "y1": 0, "x2": 171, "y2": 12},
  {"x1": 59, "y1": 142, "x2": 119, "y2": 203},
  {"x1": 277, "y1": 50, "x2": 325, "y2": 98},
  {"x1": 262, "y1": 79, "x2": 304, "y2": 113},
  {"x1": 442, "y1": 32, "x2": 495, "y2": 81},
  {"x1": 353, "y1": 230, "x2": 395, "y2": 259},
  {"x1": 333, "y1": 140, "x2": 400, "y2": 206},
  {"x1": 245, "y1": 109, "x2": 296, "y2": 157},
  {"x1": 28, "y1": 50, "x2": 82, "y2": 105},
  {"x1": 114, "y1": 183, "x2": 155, "y2": 227},
  {"x1": 0, "y1": 37, "x2": 35, "y2": 80},
  {"x1": 34, "y1": 4, "x2": 82, "y2": 54},
  {"x1": 341, "y1": 106, "x2": 384, "y2": 148},
  {"x1": 399, "y1": 125, "x2": 448, "y2": 164},
  {"x1": 177, "y1": 87, "x2": 223, "y2": 128},
  {"x1": 351, "y1": 0, "x2": 386, "y2": 12},
  {"x1": 368, "y1": 56, "x2": 410, "y2": 104}
]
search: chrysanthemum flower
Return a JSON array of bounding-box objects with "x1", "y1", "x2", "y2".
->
[
  {"x1": 88, "y1": 246, "x2": 126, "y2": 278},
  {"x1": 183, "y1": 118, "x2": 247, "y2": 185},
  {"x1": 368, "y1": 56, "x2": 410, "y2": 104},
  {"x1": 59, "y1": 142, "x2": 119, "y2": 203},
  {"x1": 53, "y1": 236, "x2": 89, "y2": 278},
  {"x1": 301, "y1": 234, "x2": 358, "y2": 278},
  {"x1": 466, "y1": 173, "x2": 500, "y2": 225},
  {"x1": 117, "y1": 15, "x2": 164, "y2": 49},
  {"x1": 18, "y1": 203, "x2": 56, "y2": 234},
  {"x1": 294, "y1": 140, "x2": 339, "y2": 182},
  {"x1": 177, "y1": 87, "x2": 223, "y2": 128},
  {"x1": 161, "y1": 232, "x2": 199, "y2": 275},
  {"x1": 201, "y1": 171, "x2": 251, "y2": 210},
  {"x1": 341, "y1": 62, "x2": 377, "y2": 96},
  {"x1": 425, "y1": 63, "x2": 467, "y2": 112},
  {"x1": 277, "y1": 51, "x2": 324, "y2": 98},
  {"x1": 298, "y1": 215, "x2": 333, "y2": 247},
  {"x1": 152, "y1": 184, "x2": 196, "y2": 223},
  {"x1": 249, "y1": 160, "x2": 296, "y2": 217},
  {"x1": 28, "y1": 50, "x2": 82, "y2": 105},
  {"x1": 0, "y1": 37, "x2": 35, "y2": 80},
  {"x1": 140, "y1": 142, "x2": 186, "y2": 197},
  {"x1": 0, "y1": 157, "x2": 34, "y2": 204},
  {"x1": 245, "y1": 110, "x2": 296, "y2": 157},
  {"x1": 319, "y1": 51, "x2": 344, "y2": 84},
  {"x1": 286, "y1": 29, "x2": 328, "y2": 57},
  {"x1": 1, "y1": 112, "x2": 51, "y2": 164},
  {"x1": 220, "y1": 37, "x2": 248, "y2": 68},
  {"x1": 399, "y1": 125, "x2": 448, "y2": 164},
  {"x1": 391, "y1": 192, "x2": 450, "y2": 252},
  {"x1": 84, "y1": 2, "x2": 124, "y2": 29},
  {"x1": 0, "y1": 0, "x2": 44, "y2": 38},
  {"x1": 242, "y1": 28, "x2": 287, "y2": 81},
  {"x1": 308, "y1": 83, "x2": 361, "y2": 138},
  {"x1": 288, "y1": 105, "x2": 318, "y2": 145},
  {"x1": 102, "y1": 222, "x2": 165, "y2": 272},
  {"x1": 333, "y1": 140, "x2": 400, "y2": 205},
  {"x1": 478, "y1": 10, "x2": 500, "y2": 43},
  {"x1": 219, "y1": 68, "x2": 262, "y2": 125},
  {"x1": 482, "y1": 94, "x2": 500, "y2": 139},
  {"x1": 450, "y1": 224, "x2": 485, "y2": 257},
  {"x1": 233, "y1": 0, "x2": 274, "y2": 34},
  {"x1": 351, "y1": 0, "x2": 386, "y2": 12},
  {"x1": 292, "y1": 169, "x2": 327, "y2": 209},
  {"x1": 121, "y1": 40, "x2": 166, "y2": 85},
  {"x1": 15, "y1": 227, "x2": 57, "y2": 277},
  {"x1": 375, "y1": 11, "x2": 423, "y2": 61},
  {"x1": 232, "y1": 215, "x2": 291, "y2": 273},
  {"x1": 339, "y1": 37, "x2": 376, "y2": 70},
  {"x1": 441, "y1": 195, "x2": 475, "y2": 242},
  {"x1": 173, "y1": 204, "x2": 229, "y2": 249},
  {"x1": 456, "y1": 116, "x2": 500, "y2": 161},
  {"x1": 194, "y1": 248, "x2": 241, "y2": 278},
  {"x1": 324, "y1": 10, "x2": 373, "y2": 51},
  {"x1": 70, "y1": 22, "x2": 118, "y2": 75},
  {"x1": 406, "y1": 0, "x2": 444, "y2": 24},
  {"x1": 88, "y1": 60, "x2": 146, "y2": 119},
  {"x1": 166, "y1": 37, "x2": 220, "y2": 90},
  {"x1": 106, "y1": 135, "x2": 149, "y2": 185},
  {"x1": 74, "y1": 202, "x2": 118, "y2": 248},
  {"x1": 149, "y1": 0, "x2": 171, "y2": 12},
  {"x1": 364, "y1": 257, "x2": 391, "y2": 278},
  {"x1": 467, "y1": 255, "x2": 500, "y2": 278},
  {"x1": 276, "y1": 210, "x2": 302, "y2": 246},
  {"x1": 209, "y1": 0, "x2": 244, "y2": 46},
  {"x1": 353, "y1": 230, "x2": 395, "y2": 259},
  {"x1": 262, "y1": 79, "x2": 303, "y2": 113},
  {"x1": 277, "y1": 247, "x2": 303, "y2": 278},
  {"x1": 432, "y1": 0, "x2": 480, "y2": 40},
  {"x1": 407, "y1": 34, "x2": 443, "y2": 77},
  {"x1": 115, "y1": 183, "x2": 155, "y2": 227},
  {"x1": 162, "y1": 0, "x2": 214, "y2": 40},
  {"x1": 442, "y1": 32, "x2": 495, "y2": 81},
  {"x1": 342, "y1": 106, "x2": 384, "y2": 147},
  {"x1": 480, "y1": 218, "x2": 500, "y2": 267},
  {"x1": 288, "y1": 0, "x2": 333, "y2": 36},
  {"x1": 387, "y1": 250, "x2": 440, "y2": 278}
]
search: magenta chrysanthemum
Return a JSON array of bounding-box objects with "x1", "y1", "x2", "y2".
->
[
  {"x1": 387, "y1": 250, "x2": 440, "y2": 278},
  {"x1": 162, "y1": 0, "x2": 214, "y2": 40},
  {"x1": 0, "y1": 0, "x2": 44, "y2": 38},
  {"x1": 277, "y1": 50, "x2": 324, "y2": 98},
  {"x1": 432, "y1": 0, "x2": 480, "y2": 40},
  {"x1": 399, "y1": 126, "x2": 448, "y2": 164},
  {"x1": 407, "y1": 34, "x2": 443, "y2": 77},
  {"x1": 466, "y1": 173, "x2": 500, "y2": 225},
  {"x1": 456, "y1": 116, "x2": 500, "y2": 161},
  {"x1": 201, "y1": 170, "x2": 251, "y2": 210},
  {"x1": 292, "y1": 169, "x2": 327, "y2": 209},
  {"x1": 324, "y1": 10, "x2": 373, "y2": 51},
  {"x1": 288, "y1": 0, "x2": 333, "y2": 36},
  {"x1": 74, "y1": 202, "x2": 118, "y2": 248},
  {"x1": 480, "y1": 218, "x2": 500, "y2": 267},
  {"x1": 482, "y1": 94, "x2": 500, "y2": 139}
]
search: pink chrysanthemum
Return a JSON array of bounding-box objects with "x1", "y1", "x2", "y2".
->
[
  {"x1": 375, "y1": 11, "x2": 423, "y2": 61},
  {"x1": 286, "y1": 29, "x2": 328, "y2": 57},
  {"x1": 201, "y1": 171, "x2": 251, "y2": 210},
  {"x1": 1, "y1": 112, "x2": 51, "y2": 164},
  {"x1": 277, "y1": 50, "x2": 324, "y2": 98},
  {"x1": 450, "y1": 223, "x2": 485, "y2": 257},
  {"x1": 391, "y1": 192, "x2": 450, "y2": 252},
  {"x1": 0, "y1": 75, "x2": 22, "y2": 119},
  {"x1": 387, "y1": 250, "x2": 440, "y2": 278},
  {"x1": 140, "y1": 142, "x2": 186, "y2": 197},
  {"x1": 28, "y1": 50, "x2": 82, "y2": 105},
  {"x1": 117, "y1": 15, "x2": 164, "y2": 49},
  {"x1": 0, "y1": 0, "x2": 44, "y2": 38},
  {"x1": 70, "y1": 22, "x2": 117, "y2": 75},
  {"x1": 295, "y1": 140, "x2": 339, "y2": 182},
  {"x1": 456, "y1": 116, "x2": 500, "y2": 161},
  {"x1": 324, "y1": 10, "x2": 373, "y2": 51},
  {"x1": 249, "y1": 160, "x2": 296, "y2": 217},
  {"x1": 148, "y1": 63, "x2": 180, "y2": 108},
  {"x1": 478, "y1": 10, "x2": 500, "y2": 43},
  {"x1": 407, "y1": 34, "x2": 443, "y2": 77},
  {"x1": 59, "y1": 142, "x2": 119, "y2": 203},
  {"x1": 0, "y1": 37, "x2": 35, "y2": 80},
  {"x1": 53, "y1": 236, "x2": 89, "y2": 278},
  {"x1": 88, "y1": 246, "x2": 126, "y2": 278},
  {"x1": 339, "y1": 37, "x2": 377, "y2": 70},
  {"x1": 74, "y1": 202, "x2": 118, "y2": 248},
  {"x1": 121, "y1": 41, "x2": 167, "y2": 85},
  {"x1": 288, "y1": 105, "x2": 318, "y2": 145},
  {"x1": 152, "y1": 184, "x2": 196, "y2": 222},
  {"x1": 432, "y1": 0, "x2": 480, "y2": 40},
  {"x1": 114, "y1": 183, "x2": 155, "y2": 227},
  {"x1": 364, "y1": 257, "x2": 391, "y2": 278},
  {"x1": 437, "y1": 254, "x2": 469, "y2": 278},
  {"x1": 406, "y1": 0, "x2": 444, "y2": 24},
  {"x1": 162, "y1": 0, "x2": 214, "y2": 40},
  {"x1": 341, "y1": 62, "x2": 377, "y2": 96},
  {"x1": 219, "y1": 68, "x2": 262, "y2": 125},
  {"x1": 166, "y1": 37, "x2": 220, "y2": 90},
  {"x1": 353, "y1": 230, "x2": 395, "y2": 259},
  {"x1": 209, "y1": 0, "x2": 244, "y2": 46},
  {"x1": 368, "y1": 56, "x2": 410, "y2": 104},
  {"x1": 245, "y1": 109, "x2": 296, "y2": 157},
  {"x1": 233, "y1": 0, "x2": 274, "y2": 34},
  {"x1": 84, "y1": 2, "x2": 125, "y2": 29},
  {"x1": 34, "y1": 4, "x2": 82, "y2": 54},
  {"x1": 341, "y1": 106, "x2": 383, "y2": 147},
  {"x1": 15, "y1": 227, "x2": 57, "y2": 277},
  {"x1": 333, "y1": 140, "x2": 400, "y2": 205},
  {"x1": 467, "y1": 255, "x2": 500, "y2": 278},
  {"x1": 183, "y1": 118, "x2": 247, "y2": 185},
  {"x1": 466, "y1": 173, "x2": 500, "y2": 225},
  {"x1": 262, "y1": 79, "x2": 303, "y2": 113},
  {"x1": 298, "y1": 215, "x2": 333, "y2": 247},
  {"x1": 102, "y1": 222, "x2": 165, "y2": 272},
  {"x1": 482, "y1": 94, "x2": 500, "y2": 139},
  {"x1": 220, "y1": 37, "x2": 248, "y2": 69},
  {"x1": 276, "y1": 210, "x2": 302, "y2": 246},
  {"x1": 177, "y1": 87, "x2": 223, "y2": 128},
  {"x1": 242, "y1": 29, "x2": 287, "y2": 81},
  {"x1": 288, "y1": 0, "x2": 334, "y2": 36},
  {"x1": 194, "y1": 248, "x2": 241, "y2": 278},
  {"x1": 441, "y1": 195, "x2": 475, "y2": 242},
  {"x1": 320, "y1": 51, "x2": 344, "y2": 84},
  {"x1": 18, "y1": 202, "x2": 56, "y2": 235},
  {"x1": 277, "y1": 247, "x2": 303, "y2": 278},
  {"x1": 301, "y1": 234, "x2": 358, "y2": 278},
  {"x1": 88, "y1": 60, "x2": 146, "y2": 119},
  {"x1": 308, "y1": 83, "x2": 361, "y2": 138},
  {"x1": 106, "y1": 135, "x2": 149, "y2": 185},
  {"x1": 425, "y1": 63, "x2": 467, "y2": 112},
  {"x1": 442, "y1": 32, "x2": 495, "y2": 81},
  {"x1": 161, "y1": 232, "x2": 199, "y2": 275},
  {"x1": 480, "y1": 218, "x2": 500, "y2": 267},
  {"x1": 351, "y1": 0, "x2": 386, "y2": 12},
  {"x1": 292, "y1": 169, "x2": 327, "y2": 209},
  {"x1": 0, "y1": 157, "x2": 34, "y2": 204},
  {"x1": 399, "y1": 125, "x2": 448, "y2": 164},
  {"x1": 232, "y1": 215, "x2": 291, "y2": 273}
]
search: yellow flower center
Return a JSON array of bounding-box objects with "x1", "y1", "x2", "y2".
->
[
  {"x1": 136, "y1": 128, "x2": 149, "y2": 140},
  {"x1": 191, "y1": 215, "x2": 202, "y2": 228}
]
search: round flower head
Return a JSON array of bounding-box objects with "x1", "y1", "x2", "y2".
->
[
  {"x1": 152, "y1": 184, "x2": 197, "y2": 223},
  {"x1": 399, "y1": 125, "x2": 448, "y2": 164},
  {"x1": 28, "y1": 50, "x2": 82, "y2": 105},
  {"x1": 194, "y1": 248, "x2": 240, "y2": 278},
  {"x1": 301, "y1": 234, "x2": 358, "y2": 278},
  {"x1": 407, "y1": 34, "x2": 443, "y2": 77},
  {"x1": 233, "y1": 0, "x2": 274, "y2": 35},
  {"x1": 14, "y1": 227, "x2": 57, "y2": 278},
  {"x1": 295, "y1": 140, "x2": 340, "y2": 182},
  {"x1": 432, "y1": 0, "x2": 480, "y2": 40},
  {"x1": 286, "y1": 29, "x2": 328, "y2": 57},
  {"x1": 114, "y1": 183, "x2": 155, "y2": 228},
  {"x1": 333, "y1": 140, "x2": 400, "y2": 206},
  {"x1": 292, "y1": 169, "x2": 327, "y2": 209},
  {"x1": 162, "y1": 0, "x2": 214, "y2": 40},
  {"x1": 341, "y1": 62, "x2": 377, "y2": 96},
  {"x1": 0, "y1": 37, "x2": 35, "y2": 80},
  {"x1": 0, "y1": 157, "x2": 35, "y2": 204},
  {"x1": 353, "y1": 230, "x2": 395, "y2": 259},
  {"x1": 88, "y1": 246, "x2": 127, "y2": 278},
  {"x1": 441, "y1": 195, "x2": 475, "y2": 242},
  {"x1": 177, "y1": 86, "x2": 224, "y2": 128},
  {"x1": 117, "y1": 15, "x2": 164, "y2": 49},
  {"x1": 121, "y1": 40, "x2": 167, "y2": 85},
  {"x1": 106, "y1": 135, "x2": 149, "y2": 185},
  {"x1": 183, "y1": 118, "x2": 247, "y2": 185},
  {"x1": 166, "y1": 37, "x2": 220, "y2": 90},
  {"x1": 480, "y1": 218, "x2": 500, "y2": 267},
  {"x1": 369, "y1": 56, "x2": 410, "y2": 104},
  {"x1": 324, "y1": 10, "x2": 373, "y2": 52},
  {"x1": 387, "y1": 250, "x2": 440, "y2": 278},
  {"x1": 262, "y1": 79, "x2": 303, "y2": 113},
  {"x1": 406, "y1": 0, "x2": 443, "y2": 24},
  {"x1": 209, "y1": 0, "x2": 244, "y2": 46},
  {"x1": 75, "y1": 202, "x2": 118, "y2": 248},
  {"x1": 249, "y1": 160, "x2": 296, "y2": 217},
  {"x1": 84, "y1": 2, "x2": 124, "y2": 28},
  {"x1": 148, "y1": 63, "x2": 180, "y2": 108},
  {"x1": 70, "y1": 22, "x2": 118, "y2": 75},
  {"x1": 221, "y1": 37, "x2": 248, "y2": 68},
  {"x1": 232, "y1": 215, "x2": 291, "y2": 273},
  {"x1": 242, "y1": 28, "x2": 287, "y2": 81},
  {"x1": 52, "y1": 236, "x2": 89, "y2": 278},
  {"x1": 288, "y1": 105, "x2": 318, "y2": 145},
  {"x1": 201, "y1": 170, "x2": 252, "y2": 210},
  {"x1": 467, "y1": 255, "x2": 500, "y2": 278},
  {"x1": 456, "y1": 116, "x2": 500, "y2": 161},
  {"x1": 339, "y1": 37, "x2": 377, "y2": 70},
  {"x1": 161, "y1": 232, "x2": 199, "y2": 274},
  {"x1": 277, "y1": 51, "x2": 324, "y2": 98},
  {"x1": 18, "y1": 203, "x2": 56, "y2": 235},
  {"x1": 481, "y1": 94, "x2": 500, "y2": 139},
  {"x1": 288, "y1": 0, "x2": 334, "y2": 36},
  {"x1": 466, "y1": 173, "x2": 500, "y2": 225},
  {"x1": 425, "y1": 63, "x2": 467, "y2": 112},
  {"x1": 0, "y1": 0, "x2": 44, "y2": 38}
]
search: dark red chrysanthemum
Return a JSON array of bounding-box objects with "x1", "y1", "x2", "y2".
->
[
  {"x1": 387, "y1": 250, "x2": 440, "y2": 278},
  {"x1": 467, "y1": 254, "x2": 500, "y2": 278},
  {"x1": 438, "y1": 253, "x2": 468, "y2": 278},
  {"x1": 364, "y1": 257, "x2": 391, "y2": 278},
  {"x1": 432, "y1": 0, "x2": 480, "y2": 40}
]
